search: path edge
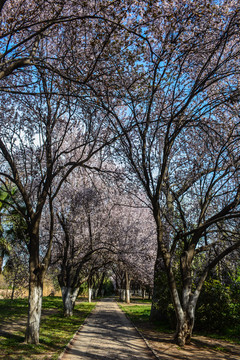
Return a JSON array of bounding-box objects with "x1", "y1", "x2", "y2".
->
[
  {"x1": 57, "y1": 302, "x2": 98, "y2": 360},
  {"x1": 116, "y1": 301, "x2": 161, "y2": 360}
]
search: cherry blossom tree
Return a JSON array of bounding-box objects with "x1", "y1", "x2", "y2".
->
[
  {"x1": 51, "y1": 166, "x2": 156, "y2": 308},
  {"x1": 0, "y1": 63, "x2": 117, "y2": 342},
  {"x1": 0, "y1": 0, "x2": 137, "y2": 342},
  {"x1": 88, "y1": 1, "x2": 240, "y2": 345},
  {"x1": 52, "y1": 171, "x2": 114, "y2": 316},
  {"x1": 106, "y1": 187, "x2": 156, "y2": 303},
  {"x1": 1, "y1": 0, "x2": 240, "y2": 347},
  {"x1": 0, "y1": 0, "x2": 131, "y2": 82}
]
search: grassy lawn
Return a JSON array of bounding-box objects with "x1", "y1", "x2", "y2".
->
[
  {"x1": 119, "y1": 302, "x2": 152, "y2": 322},
  {"x1": 119, "y1": 301, "x2": 173, "y2": 333},
  {"x1": 119, "y1": 301, "x2": 240, "y2": 344},
  {"x1": 119, "y1": 301, "x2": 240, "y2": 360},
  {"x1": 0, "y1": 297, "x2": 95, "y2": 360}
]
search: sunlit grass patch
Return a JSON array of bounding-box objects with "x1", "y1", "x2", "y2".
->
[
  {"x1": 119, "y1": 301, "x2": 240, "y2": 345},
  {"x1": 0, "y1": 297, "x2": 95, "y2": 360},
  {"x1": 119, "y1": 302, "x2": 175, "y2": 334},
  {"x1": 119, "y1": 303, "x2": 151, "y2": 322},
  {"x1": 0, "y1": 297, "x2": 28, "y2": 322}
]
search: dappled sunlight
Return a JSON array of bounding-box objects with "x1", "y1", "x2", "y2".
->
[
  {"x1": 141, "y1": 330, "x2": 240, "y2": 360},
  {"x1": 61, "y1": 299, "x2": 155, "y2": 360}
]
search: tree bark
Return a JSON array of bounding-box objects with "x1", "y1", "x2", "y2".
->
[
  {"x1": 61, "y1": 287, "x2": 73, "y2": 316},
  {"x1": 97, "y1": 272, "x2": 105, "y2": 297},
  {"x1": 0, "y1": 253, "x2": 3, "y2": 274},
  {"x1": 150, "y1": 250, "x2": 169, "y2": 322},
  {"x1": 174, "y1": 300, "x2": 196, "y2": 346},
  {"x1": 25, "y1": 226, "x2": 46, "y2": 344},
  {"x1": 151, "y1": 208, "x2": 196, "y2": 345},
  {"x1": 61, "y1": 286, "x2": 79, "y2": 316},
  {"x1": 125, "y1": 271, "x2": 130, "y2": 304},
  {"x1": 88, "y1": 287, "x2": 92, "y2": 303},
  {"x1": 11, "y1": 271, "x2": 18, "y2": 300},
  {"x1": 119, "y1": 288, "x2": 126, "y2": 301},
  {"x1": 25, "y1": 273, "x2": 43, "y2": 344}
]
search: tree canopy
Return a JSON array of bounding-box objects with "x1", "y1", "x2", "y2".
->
[{"x1": 0, "y1": 0, "x2": 240, "y2": 346}]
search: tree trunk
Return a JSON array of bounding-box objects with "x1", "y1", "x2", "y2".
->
[
  {"x1": 71, "y1": 287, "x2": 79, "y2": 307},
  {"x1": 126, "y1": 288, "x2": 130, "y2": 303},
  {"x1": 25, "y1": 227, "x2": 45, "y2": 344},
  {"x1": 118, "y1": 288, "x2": 122, "y2": 301},
  {"x1": 0, "y1": 253, "x2": 3, "y2": 274},
  {"x1": 97, "y1": 272, "x2": 105, "y2": 297},
  {"x1": 125, "y1": 271, "x2": 130, "y2": 304},
  {"x1": 119, "y1": 288, "x2": 125, "y2": 301},
  {"x1": 25, "y1": 275, "x2": 43, "y2": 344},
  {"x1": 11, "y1": 272, "x2": 18, "y2": 300},
  {"x1": 150, "y1": 255, "x2": 169, "y2": 322},
  {"x1": 61, "y1": 286, "x2": 73, "y2": 316},
  {"x1": 88, "y1": 287, "x2": 92, "y2": 303},
  {"x1": 11, "y1": 283, "x2": 15, "y2": 300},
  {"x1": 174, "y1": 307, "x2": 195, "y2": 346},
  {"x1": 60, "y1": 283, "x2": 79, "y2": 316}
]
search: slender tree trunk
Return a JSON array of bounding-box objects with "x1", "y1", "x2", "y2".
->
[
  {"x1": 118, "y1": 277, "x2": 124, "y2": 301},
  {"x1": 11, "y1": 272, "x2": 18, "y2": 300},
  {"x1": 11, "y1": 283, "x2": 15, "y2": 300},
  {"x1": 125, "y1": 271, "x2": 130, "y2": 304},
  {"x1": 88, "y1": 287, "x2": 92, "y2": 303},
  {"x1": 0, "y1": 254, "x2": 3, "y2": 274},
  {"x1": 151, "y1": 208, "x2": 195, "y2": 345},
  {"x1": 173, "y1": 248, "x2": 196, "y2": 345},
  {"x1": 88, "y1": 274, "x2": 93, "y2": 303},
  {"x1": 71, "y1": 287, "x2": 79, "y2": 307}
]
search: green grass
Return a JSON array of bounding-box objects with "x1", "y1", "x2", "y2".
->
[
  {"x1": 195, "y1": 329, "x2": 240, "y2": 345},
  {"x1": 119, "y1": 303, "x2": 152, "y2": 322},
  {"x1": 0, "y1": 296, "x2": 95, "y2": 360},
  {"x1": 119, "y1": 302, "x2": 173, "y2": 333},
  {"x1": 128, "y1": 297, "x2": 152, "y2": 304},
  {"x1": 119, "y1": 301, "x2": 240, "y2": 345}
]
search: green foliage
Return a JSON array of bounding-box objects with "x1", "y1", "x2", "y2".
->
[
  {"x1": 0, "y1": 187, "x2": 17, "y2": 258},
  {"x1": 151, "y1": 268, "x2": 176, "y2": 327},
  {"x1": 78, "y1": 281, "x2": 88, "y2": 296},
  {"x1": 0, "y1": 296, "x2": 95, "y2": 359},
  {"x1": 150, "y1": 267, "x2": 240, "y2": 340},
  {"x1": 103, "y1": 278, "x2": 115, "y2": 296},
  {"x1": 78, "y1": 277, "x2": 115, "y2": 297},
  {"x1": 195, "y1": 278, "x2": 240, "y2": 336}
]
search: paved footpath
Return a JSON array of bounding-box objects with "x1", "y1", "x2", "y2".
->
[{"x1": 60, "y1": 298, "x2": 156, "y2": 360}]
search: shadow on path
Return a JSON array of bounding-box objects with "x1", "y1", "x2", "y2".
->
[{"x1": 60, "y1": 298, "x2": 156, "y2": 360}]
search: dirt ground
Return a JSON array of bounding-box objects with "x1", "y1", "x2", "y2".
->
[{"x1": 135, "y1": 321, "x2": 240, "y2": 360}]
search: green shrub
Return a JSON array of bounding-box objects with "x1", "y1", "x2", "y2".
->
[{"x1": 195, "y1": 278, "x2": 240, "y2": 334}]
